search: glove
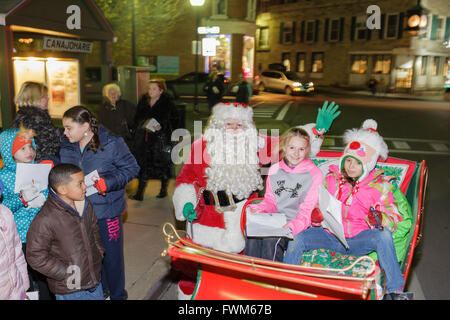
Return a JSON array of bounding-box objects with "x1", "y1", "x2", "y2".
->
[
  {"x1": 20, "y1": 184, "x2": 40, "y2": 202},
  {"x1": 182, "y1": 202, "x2": 198, "y2": 223},
  {"x1": 315, "y1": 101, "x2": 341, "y2": 133},
  {"x1": 93, "y1": 178, "x2": 107, "y2": 196},
  {"x1": 311, "y1": 207, "x2": 324, "y2": 226},
  {"x1": 39, "y1": 160, "x2": 55, "y2": 168},
  {"x1": 27, "y1": 193, "x2": 46, "y2": 209}
]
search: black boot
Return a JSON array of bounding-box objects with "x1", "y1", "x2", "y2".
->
[
  {"x1": 156, "y1": 179, "x2": 168, "y2": 198},
  {"x1": 130, "y1": 179, "x2": 147, "y2": 201}
]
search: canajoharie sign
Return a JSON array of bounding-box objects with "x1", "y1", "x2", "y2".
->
[{"x1": 42, "y1": 36, "x2": 93, "y2": 53}]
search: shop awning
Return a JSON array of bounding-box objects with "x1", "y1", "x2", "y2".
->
[{"x1": 0, "y1": 0, "x2": 114, "y2": 41}]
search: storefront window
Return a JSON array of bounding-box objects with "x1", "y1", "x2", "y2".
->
[
  {"x1": 242, "y1": 36, "x2": 254, "y2": 78},
  {"x1": 373, "y1": 55, "x2": 391, "y2": 74},
  {"x1": 205, "y1": 34, "x2": 231, "y2": 78},
  {"x1": 311, "y1": 52, "x2": 324, "y2": 73},
  {"x1": 13, "y1": 57, "x2": 80, "y2": 118},
  {"x1": 351, "y1": 55, "x2": 368, "y2": 74}
]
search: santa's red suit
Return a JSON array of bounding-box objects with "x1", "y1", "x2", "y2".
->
[{"x1": 172, "y1": 119, "x2": 279, "y2": 253}]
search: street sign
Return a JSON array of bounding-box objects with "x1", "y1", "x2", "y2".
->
[
  {"x1": 197, "y1": 26, "x2": 220, "y2": 34},
  {"x1": 202, "y1": 38, "x2": 216, "y2": 56}
]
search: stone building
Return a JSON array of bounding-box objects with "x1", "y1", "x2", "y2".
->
[{"x1": 255, "y1": 0, "x2": 450, "y2": 92}]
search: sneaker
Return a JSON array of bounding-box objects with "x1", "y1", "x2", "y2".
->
[{"x1": 383, "y1": 292, "x2": 414, "y2": 300}]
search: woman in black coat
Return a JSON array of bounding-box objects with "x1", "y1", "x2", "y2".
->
[{"x1": 130, "y1": 79, "x2": 179, "y2": 200}]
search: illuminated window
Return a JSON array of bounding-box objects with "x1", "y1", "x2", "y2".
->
[
  {"x1": 419, "y1": 56, "x2": 428, "y2": 75},
  {"x1": 257, "y1": 27, "x2": 269, "y2": 49},
  {"x1": 373, "y1": 55, "x2": 391, "y2": 74},
  {"x1": 296, "y1": 52, "x2": 306, "y2": 72},
  {"x1": 311, "y1": 52, "x2": 324, "y2": 73},
  {"x1": 350, "y1": 55, "x2": 368, "y2": 74},
  {"x1": 432, "y1": 56, "x2": 442, "y2": 76}
]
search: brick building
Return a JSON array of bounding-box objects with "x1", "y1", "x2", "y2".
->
[{"x1": 255, "y1": 0, "x2": 450, "y2": 92}]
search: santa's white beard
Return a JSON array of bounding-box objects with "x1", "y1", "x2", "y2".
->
[{"x1": 204, "y1": 127, "x2": 263, "y2": 200}]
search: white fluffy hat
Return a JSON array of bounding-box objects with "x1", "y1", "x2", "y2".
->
[
  {"x1": 211, "y1": 102, "x2": 254, "y2": 122},
  {"x1": 340, "y1": 119, "x2": 389, "y2": 181}
]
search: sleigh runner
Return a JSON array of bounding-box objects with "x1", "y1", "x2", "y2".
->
[{"x1": 163, "y1": 151, "x2": 427, "y2": 300}]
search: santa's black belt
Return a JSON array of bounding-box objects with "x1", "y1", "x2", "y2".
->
[{"x1": 203, "y1": 190, "x2": 241, "y2": 207}]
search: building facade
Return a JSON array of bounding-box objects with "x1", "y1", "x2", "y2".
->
[
  {"x1": 109, "y1": 0, "x2": 258, "y2": 82},
  {"x1": 255, "y1": 0, "x2": 450, "y2": 92},
  {"x1": 0, "y1": 0, "x2": 113, "y2": 127}
]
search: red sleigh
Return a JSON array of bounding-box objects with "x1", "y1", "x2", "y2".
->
[{"x1": 162, "y1": 151, "x2": 428, "y2": 300}]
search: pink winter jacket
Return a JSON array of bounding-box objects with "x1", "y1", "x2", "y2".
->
[
  {"x1": 250, "y1": 159, "x2": 323, "y2": 237},
  {"x1": 0, "y1": 204, "x2": 29, "y2": 300},
  {"x1": 324, "y1": 165, "x2": 402, "y2": 238}
]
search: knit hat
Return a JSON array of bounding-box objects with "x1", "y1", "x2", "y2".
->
[
  {"x1": 211, "y1": 102, "x2": 254, "y2": 123},
  {"x1": 339, "y1": 119, "x2": 388, "y2": 182},
  {"x1": 11, "y1": 127, "x2": 34, "y2": 156}
]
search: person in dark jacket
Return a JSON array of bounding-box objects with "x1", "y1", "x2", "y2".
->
[
  {"x1": 234, "y1": 73, "x2": 252, "y2": 105},
  {"x1": 59, "y1": 106, "x2": 140, "y2": 300},
  {"x1": 131, "y1": 78, "x2": 179, "y2": 200},
  {"x1": 13, "y1": 81, "x2": 62, "y2": 162},
  {"x1": 26, "y1": 164, "x2": 105, "y2": 300},
  {"x1": 203, "y1": 71, "x2": 225, "y2": 111},
  {"x1": 97, "y1": 83, "x2": 135, "y2": 146}
]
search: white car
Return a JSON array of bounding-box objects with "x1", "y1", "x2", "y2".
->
[{"x1": 255, "y1": 70, "x2": 314, "y2": 95}]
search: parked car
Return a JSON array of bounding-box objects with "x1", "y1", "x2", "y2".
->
[
  {"x1": 166, "y1": 72, "x2": 230, "y2": 99},
  {"x1": 254, "y1": 70, "x2": 314, "y2": 95},
  {"x1": 84, "y1": 66, "x2": 117, "y2": 103}
]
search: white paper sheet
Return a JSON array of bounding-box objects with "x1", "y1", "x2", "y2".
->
[
  {"x1": 143, "y1": 118, "x2": 160, "y2": 132},
  {"x1": 14, "y1": 163, "x2": 52, "y2": 193},
  {"x1": 246, "y1": 210, "x2": 293, "y2": 239},
  {"x1": 84, "y1": 170, "x2": 100, "y2": 197},
  {"x1": 318, "y1": 185, "x2": 349, "y2": 249}
]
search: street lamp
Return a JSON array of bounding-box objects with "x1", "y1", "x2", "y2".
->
[
  {"x1": 190, "y1": 0, "x2": 205, "y2": 113},
  {"x1": 405, "y1": 0, "x2": 428, "y2": 36}
]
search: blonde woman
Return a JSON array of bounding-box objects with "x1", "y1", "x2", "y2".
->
[
  {"x1": 97, "y1": 83, "x2": 135, "y2": 143},
  {"x1": 13, "y1": 81, "x2": 61, "y2": 161}
]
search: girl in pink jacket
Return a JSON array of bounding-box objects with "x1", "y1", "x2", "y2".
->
[
  {"x1": 284, "y1": 120, "x2": 411, "y2": 300},
  {"x1": 244, "y1": 127, "x2": 323, "y2": 261},
  {"x1": 0, "y1": 202, "x2": 29, "y2": 300}
]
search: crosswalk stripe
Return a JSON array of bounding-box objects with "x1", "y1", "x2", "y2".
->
[
  {"x1": 392, "y1": 141, "x2": 411, "y2": 150},
  {"x1": 430, "y1": 143, "x2": 449, "y2": 152}
]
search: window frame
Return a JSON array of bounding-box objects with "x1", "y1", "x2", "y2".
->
[
  {"x1": 311, "y1": 52, "x2": 324, "y2": 73},
  {"x1": 385, "y1": 14, "x2": 399, "y2": 39}
]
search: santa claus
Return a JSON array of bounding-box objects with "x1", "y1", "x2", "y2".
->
[{"x1": 172, "y1": 101, "x2": 339, "y2": 299}]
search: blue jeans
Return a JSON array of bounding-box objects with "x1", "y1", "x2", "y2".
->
[
  {"x1": 283, "y1": 227, "x2": 405, "y2": 293},
  {"x1": 55, "y1": 283, "x2": 103, "y2": 300}
]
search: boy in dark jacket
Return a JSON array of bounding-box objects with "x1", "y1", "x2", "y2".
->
[{"x1": 26, "y1": 164, "x2": 105, "y2": 300}]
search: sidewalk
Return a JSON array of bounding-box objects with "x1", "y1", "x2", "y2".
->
[
  {"x1": 318, "y1": 85, "x2": 450, "y2": 102},
  {"x1": 122, "y1": 178, "x2": 179, "y2": 300}
]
